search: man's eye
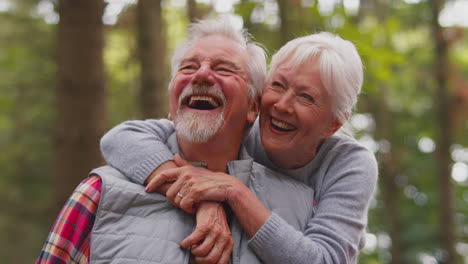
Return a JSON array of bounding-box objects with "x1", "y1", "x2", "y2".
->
[
  {"x1": 180, "y1": 65, "x2": 196, "y2": 71},
  {"x1": 215, "y1": 67, "x2": 234, "y2": 74}
]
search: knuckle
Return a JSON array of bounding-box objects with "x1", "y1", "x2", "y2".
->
[
  {"x1": 212, "y1": 226, "x2": 221, "y2": 235},
  {"x1": 196, "y1": 223, "x2": 210, "y2": 234},
  {"x1": 193, "y1": 247, "x2": 209, "y2": 257},
  {"x1": 204, "y1": 255, "x2": 217, "y2": 264}
]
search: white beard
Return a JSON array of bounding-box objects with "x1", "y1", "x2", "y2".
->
[
  {"x1": 174, "y1": 110, "x2": 224, "y2": 143},
  {"x1": 173, "y1": 85, "x2": 225, "y2": 143}
]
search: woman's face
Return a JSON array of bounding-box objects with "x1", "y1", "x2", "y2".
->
[{"x1": 259, "y1": 57, "x2": 341, "y2": 168}]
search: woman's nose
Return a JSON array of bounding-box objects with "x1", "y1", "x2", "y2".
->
[{"x1": 273, "y1": 91, "x2": 294, "y2": 114}]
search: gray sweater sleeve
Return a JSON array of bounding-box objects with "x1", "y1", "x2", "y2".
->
[
  {"x1": 248, "y1": 143, "x2": 378, "y2": 263},
  {"x1": 100, "y1": 119, "x2": 175, "y2": 184}
]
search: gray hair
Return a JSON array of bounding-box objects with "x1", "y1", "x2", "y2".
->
[
  {"x1": 268, "y1": 32, "x2": 363, "y2": 126},
  {"x1": 169, "y1": 18, "x2": 267, "y2": 100}
]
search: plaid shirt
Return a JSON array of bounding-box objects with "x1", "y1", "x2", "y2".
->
[{"x1": 36, "y1": 176, "x2": 101, "y2": 264}]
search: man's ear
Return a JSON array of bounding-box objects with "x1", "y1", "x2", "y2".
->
[{"x1": 247, "y1": 96, "x2": 260, "y2": 123}]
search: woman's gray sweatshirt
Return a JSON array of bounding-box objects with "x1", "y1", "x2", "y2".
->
[{"x1": 100, "y1": 118, "x2": 378, "y2": 264}]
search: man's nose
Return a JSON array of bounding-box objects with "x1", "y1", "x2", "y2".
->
[
  {"x1": 192, "y1": 64, "x2": 215, "y2": 86},
  {"x1": 273, "y1": 91, "x2": 294, "y2": 114}
]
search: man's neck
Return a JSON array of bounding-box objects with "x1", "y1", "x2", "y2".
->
[{"x1": 177, "y1": 134, "x2": 242, "y2": 173}]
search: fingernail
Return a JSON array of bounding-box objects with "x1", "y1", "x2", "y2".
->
[{"x1": 144, "y1": 186, "x2": 149, "y2": 192}]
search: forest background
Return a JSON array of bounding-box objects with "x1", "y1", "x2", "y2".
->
[{"x1": 0, "y1": 0, "x2": 467, "y2": 263}]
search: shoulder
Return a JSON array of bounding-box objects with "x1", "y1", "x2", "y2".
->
[
  {"x1": 325, "y1": 134, "x2": 377, "y2": 168},
  {"x1": 68, "y1": 176, "x2": 102, "y2": 209},
  {"x1": 319, "y1": 134, "x2": 378, "y2": 191}
]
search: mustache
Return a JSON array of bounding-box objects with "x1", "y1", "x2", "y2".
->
[{"x1": 178, "y1": 84, "x2": 226, "y2": 107}]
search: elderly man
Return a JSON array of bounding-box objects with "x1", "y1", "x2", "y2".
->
[{"x1": 37, "y1": 19, "x2": 313, "y2": 264}]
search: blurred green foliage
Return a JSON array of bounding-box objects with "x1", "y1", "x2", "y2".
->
[{"x1": 0, "y1": 0, "x2": 466, "y2": 263}]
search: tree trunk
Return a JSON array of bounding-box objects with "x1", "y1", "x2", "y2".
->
[
  {"x1": 375, "y1": 85, "x2": 405, "y2": 264},
  {"x1": 429, "y1": 0, "x2": 458, "y2": 263},
  {"x1": 137, "y1": 0, "x2": 166, "y2": 119},
  {"x1": 277, "y1": 0, "x2": 292, "y2": 45},
  {"x1": 240, "y1": 0, "x2": 253, "y2": 31},
  {"x1": 187, "y1": 0, "x2": 199, "y2": 23},
  {"x1": 371, "y1": 4, "x2": 406, "y2": 262},
  {"x1": 55, "y1": 0, "x2": 106, "y2": 211}
]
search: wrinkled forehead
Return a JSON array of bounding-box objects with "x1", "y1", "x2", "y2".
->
[{"x1": 183, "y1": 35, "x2": 249, "y2": 70}]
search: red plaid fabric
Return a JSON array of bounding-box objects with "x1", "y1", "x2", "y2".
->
[{"x1": 36, "y1": 176, "x2": 101, "y2": 264}]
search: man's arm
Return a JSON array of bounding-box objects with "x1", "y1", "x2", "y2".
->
[
  {"x1": 36, "y1": 176, "x2": 101, "y2": 264},
  {"x1": 100, "y1": 119, "x2": 234, "y2": 263},
  {"x1": 100, "y1": 119, "x2": 175, "y2": 184}
]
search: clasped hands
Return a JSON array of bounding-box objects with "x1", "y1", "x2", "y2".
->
[{"x1": 144, "y1": 154, "x2": 242, "y2": 264}]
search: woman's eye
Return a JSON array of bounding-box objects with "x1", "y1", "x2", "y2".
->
[
  {"x1": 271, "y1": 81, "x2": 284, "y2": 89},
  {"x1": 299, "y1": 93, "x2": 315, "y2": 103}
]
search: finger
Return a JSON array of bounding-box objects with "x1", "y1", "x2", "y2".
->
[
  {"x1": 166, "y1": 181, "x2": 184, "y2": 206},
  {"x1": 145, "y1": 168, "x2": 182, "y2": 192},
  {"x1": 174, "y1": 153, "x2": 190, "y2": 166},
  {"x1": 180, "y1": 228, "x2": 206, "y2": 249},
  {"x1": 179, "y1": 194, "x2": 198, "y2": 214},
  {"x1": 216, "y1": 239, "x2": 233, "y2": 264},
  {"x1": 193, "y1": 241, "x2": 224, "y2": 264},
  {"x1": 190, "y1": 227, "x2": 218, "y2": 257}
]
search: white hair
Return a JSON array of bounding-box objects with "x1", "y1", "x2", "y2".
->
[
  {"x1": 169, "y1": 18, "x2": 267, "y2": 100},
  {"x1": 269, "y1": 32, "x2": 363, "y2": 127}
]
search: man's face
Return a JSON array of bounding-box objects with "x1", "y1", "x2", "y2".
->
[{"x1": 169, "y1": 35, "x2": 257, "y2": 143}]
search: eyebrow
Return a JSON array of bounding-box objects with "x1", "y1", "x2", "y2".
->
[
  {"x1": 179, "y1": 57, "x2": 198, "y2": 66},
  {"x1": 274, "y1": 72, "x2": 323, "y2": 97}
]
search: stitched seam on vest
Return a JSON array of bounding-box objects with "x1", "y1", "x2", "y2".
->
[
  {"x1": 91, "y1": 231, "x2": 183, "y2": 246},
  {"x1": 92, "y1": 256, "x2": 181, "y2": 263}
]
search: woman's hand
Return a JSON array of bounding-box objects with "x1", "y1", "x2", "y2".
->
[
  {"x1": 146, "y1": 154, "x2": 243, "y2": 213},
  {"x1": 144, "y1": 160, "x2": 178, "y2": 194},
  {"x1": 182, "y1": 202, "x2": 233, "y2": 264}
]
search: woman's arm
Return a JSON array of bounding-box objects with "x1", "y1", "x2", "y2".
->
[
  {"x1": 157, "y1": 146, "x2": 377, "y2": 264},
  {"x1": 248, "y1": 145, "x2": 378, "y2": 264},
  {"x1": 150, "y1": 155, "x2": 272, "y2": 235},
  {"x1": 100, "y1": 119, "x2": 175, "y2": 184}
]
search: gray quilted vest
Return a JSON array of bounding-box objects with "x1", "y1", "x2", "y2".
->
[{"x1": 89, "y1": 134, "x2": 314, "y2": 264}]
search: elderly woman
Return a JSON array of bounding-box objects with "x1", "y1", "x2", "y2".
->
[{"x1": 101, "y1": 32, "x2": 377, "y2": 263}]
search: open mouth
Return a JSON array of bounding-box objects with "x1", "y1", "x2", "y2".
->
[
  {"x1": 183, "y1": 94, "x2": 223, "y2": 110},
  {"x1": 271, "y1": 117, "x2": 296, "y2": 132}
]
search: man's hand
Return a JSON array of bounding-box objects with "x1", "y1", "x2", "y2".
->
[
  {"x1": 183, "y1": 202, "x2": 233, "y2": 264},
  {"x1": 145, "y1": 154, "x2": 235, "y2": 263}
]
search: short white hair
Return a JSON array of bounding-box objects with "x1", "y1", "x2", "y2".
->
[
  {"x1": 269, "y1": 32, "x2": 363, "y2": 126},
  {"x1": 170, "y1": 18, "x2": 267, "y2": 100}
]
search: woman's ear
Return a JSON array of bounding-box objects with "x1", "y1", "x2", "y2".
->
[
  {"x1": 247, "y1": 96, "x2": 261, "y2": 123},
  {"x1": 323, "y1": 118, "x2": 342, "y2": 137}
]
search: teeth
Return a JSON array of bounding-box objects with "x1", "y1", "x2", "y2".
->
[
  {"x1": 189, "y1": 96, "x2": 219, "y2": 108},
  {"x1": 271, "y1": 118, "x2": 295, "y2": 130}
]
